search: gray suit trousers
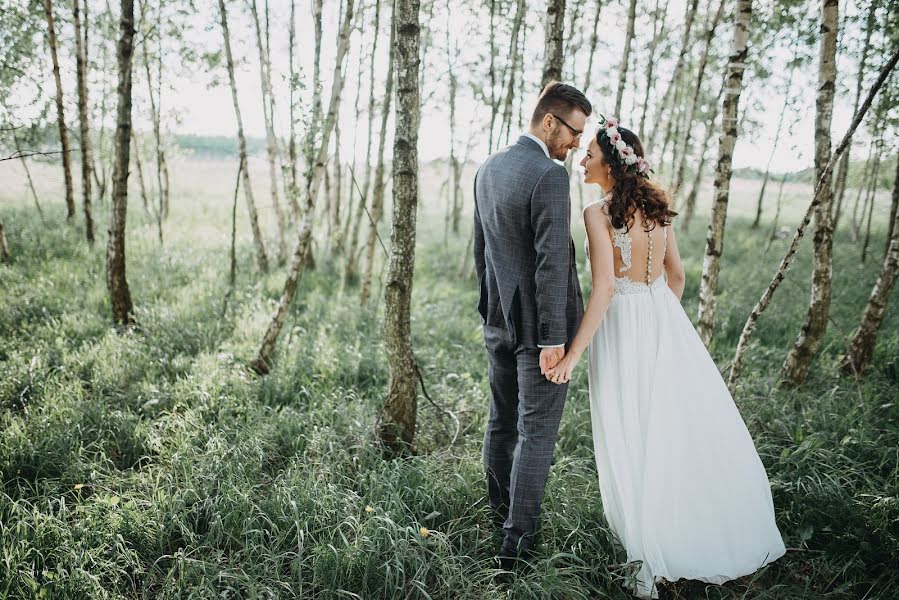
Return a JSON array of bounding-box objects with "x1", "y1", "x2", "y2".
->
[{"x1": 482, "y1": 323, "x2": 568, "y2": 555}]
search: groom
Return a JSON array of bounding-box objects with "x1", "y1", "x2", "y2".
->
[{"x1": 473, "y1": 81, "x2": 590, "y2": 565}]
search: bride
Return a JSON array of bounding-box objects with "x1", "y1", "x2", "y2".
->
[{"x1": 545, "y1": 117, "x2": 786, "y2": 598}]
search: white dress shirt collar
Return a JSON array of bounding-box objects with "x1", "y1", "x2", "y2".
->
[{"x1": 522, "y1": 132, "x2": 550, "y2": 159}]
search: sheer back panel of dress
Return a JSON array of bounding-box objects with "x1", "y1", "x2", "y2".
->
[{"x1": 611, "y1": 209, "x2": 668, "y2": 285}]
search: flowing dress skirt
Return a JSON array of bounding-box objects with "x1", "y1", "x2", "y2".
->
[{"x1": 587, "y1": 276, "x2": 786, "y2": 598}]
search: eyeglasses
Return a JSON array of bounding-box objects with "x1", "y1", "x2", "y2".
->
[{"x1": 550, "y1": 113, "x2": 583, "y2": 137}]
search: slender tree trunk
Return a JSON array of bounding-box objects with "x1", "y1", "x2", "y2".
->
[
  {"x1": 638, "y1": 0, "x2": 668, "y2": 139},
  {"x1": 250, "y1": 0, "x2": 287, "y2": 263},
  {"x1": 499, "y1": 0, "x2": 526, "y2": 146},
  {"x1": 613, "y1": 0, "x2": 637, "y2": 115},
  {"x1": 340, "y1": 5, "x2": 367, "y2": 256},
  {"x1": 219, "y1": 0, "x2": 269, "y2": 272},
  {"x1": 361, "y1": 3, "x2": 396, "y2": 306},
  {"x1": 132, "y1": 130, "x2": 150, "y2": 214},
  {"x1": 781, "y1": 0, "x2": 839, "y2": 385},
  {"x1": 445, "y1": 0, "x2": 462, "y2": 235},
  {"x1": 727, "y1": 46, "x2": 899, "y2": 392},
  {"x1": 13, "y1": 135, "x2": 46, "y2": 223},
  {"x1": 833, "y1": 1, "x2": 875, "y2": 231},
  {"x1": 671, "y1": 0, "x2": 725, "y2": 198},
  {"x1": 840, "y1": 158, "x2": 899, "y2": 375},
  {"x1": 541, "y1": 0, "x2": 565, "y2": 87},
  {"x1": 93, "y1": 35, "x2": 111, "y2": 206},
  {"x1": 752, "y1": 67, "x2": 794, "y2": 229},
  {"x1": 346, "y1": 0, "x2": 382, "y2": 282},
  {"x1": 230, "y1": 160, "x2": 242, "y2": 289},
  {"x1": 250, "y1": 0, "x2": 355, "y2": 374},
  {"x1": 287, "y1": 0, "x2": 300, "y2": 225},
  {"x1": 73, "y1": 0, "x2": 94, "y2": 243},
  {"x1": 765, "y1": 172, "x2": 789, "y2": 252},
  {"x1": 581, "y1": 0, "x2": 602, "y2": 93},
  {"x1": 680, "y1": 76, "x2": 724, "y2": 228},
  {"x1": 487, "y1": 0, "x2": 498, "y2": 152},
  {"x1": 0, "y1": 223, "x2": 9, "y2": 263},
  {"x1": 650, "y1": 0, "x2": 699, "y2": 142},
  {"x1": 860, "y1": 137, "x2": 882, "y2": 263},
  {"x1": 140, "y1": 16, "x2": 165, "y2": 244},
  {"x1": 43, "y1": 0, "x2": 76, "y2": 221},
  {"x1": 695, "y1": 0, "x2": 751, "y2": 347},
  {"x1": 886, "y1": 166, "x2": 899, "y2": 260},
  {"x1": 107, "y1": 0, "x2": 135, "y2": 327},
  {"x1": 852, "y1": 142, "x2": 875, "y2": 241},
  {"x1": 379, "y1": 0, "x2": 421, "y2": 454}
]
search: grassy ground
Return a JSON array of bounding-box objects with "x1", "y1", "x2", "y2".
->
[{"x1": 1, "y1": 157, "x2": 897, "y2": 599}]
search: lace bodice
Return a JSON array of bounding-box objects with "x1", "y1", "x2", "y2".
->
[{"x1": 583, "y1": 198, "x2": 668, "y2": 295}]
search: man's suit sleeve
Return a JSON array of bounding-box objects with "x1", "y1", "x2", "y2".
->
[
  {"x1": 530, "y1": 164, "x2": 570, "y2": 347},
  {"x1": 473, "y1": 169, "x2": 486, "y2": 280}
]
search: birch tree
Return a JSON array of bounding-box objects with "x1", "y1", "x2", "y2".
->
[
  {"x1": 379, "y1": 0, "x2": 421, "y2": 453},
  {"x1": 781, "y1": 0, "x2": 839, "y2": 384},
  {"x1": 251, "y1": 0, "x2": 355, "y2": 373},
  {"x1": 614, "y1": 0, "x2": 637, "y2": 116},
  {"x1": 218, "y1": 0, "x2": 269, "y2": 272},
  {"x1": 541, "y1": 0, "x2": 565, "y2": 87},
  {"x1": 671, "y1": 0, "x2": 725, "y2": 198},
  {"x1": 727, "y1": 47, "x2": 899, "y2": 391},
  {"x1": 73, "y1": 0, "x2": 94, "y2": 243},
  {"x1": 833, "y1": 0, "x2": 876, "y2": 229},
  {"x1": 346, "y1": 0, "x2": 382, "y2": 282},
  {"x1": 360, "y1": 4, "x2": 396, "y2": 306},
  {"x1": 43, "y1": 0, "x2": 76, "y2": 221},
  {"x1": 249, "y1": 0, "x2": 287, "y2": 263},
  {"x1": 841, "y1": 157, "x2": 899, "y2": 375},
  {"x1": 695, "y1": 0, "x2": 752, "y2": 347},
  {"x1": 107, "y1": 0, "x2": 136, "y2": 327}
]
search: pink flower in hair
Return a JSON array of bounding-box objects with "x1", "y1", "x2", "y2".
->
[
  {"x1": 609, "y1": 131, "x2": 622, "y2": 145},
  {"x1": 620, "y1": 146, "x2": 634, "y2": 158},
  {"x1": 605, "y1": 117, "x2": 618, "y2": 128},
  {"x1": 637, "y1": 157, "x2": 650, "y2": 173}
]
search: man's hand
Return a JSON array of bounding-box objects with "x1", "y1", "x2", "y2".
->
[{"x1": 539, "y1": 347, "x2": 565, "y2": 375}]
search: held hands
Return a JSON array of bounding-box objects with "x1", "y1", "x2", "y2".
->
[
  {"x1": 538, "y1": 347, "x2": 565, "y2": 376},
  {"x1": 545, "y1": 350, "x2": 581, "y2": 385}
]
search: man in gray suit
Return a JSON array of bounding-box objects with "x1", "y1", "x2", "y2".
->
[{"x1": 473, "y1": 82, "x2": 591, "y2": 565}]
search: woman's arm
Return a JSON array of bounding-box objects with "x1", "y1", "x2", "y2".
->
[
  {"x1": 545, "y1": 205, "x2": 616, "y2": 384},
  {"x1": 663, "y1": 223, "x2": 686, "y2": 300}
]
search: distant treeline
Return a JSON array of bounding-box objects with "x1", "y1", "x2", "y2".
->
[
  {"x1": 175, "y1": 134, "x2": 267, "y2": 158},
  {"x1": 734, "y1": 154, "x2": 897, "y2": 190}
]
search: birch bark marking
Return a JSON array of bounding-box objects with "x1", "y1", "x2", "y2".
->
[
  {"x1": 781, "y1": 0, "x2": 839, "y2": 385},
  {"x1": 107, "y1": 0, "x2": 136, "y2": 327},
  {"x1": 695, "y1": 0, "x2": 751, "y2": 347},
  {"x1": 379, "y1": 0, "x2": 421, "y2": 454},
  {"x1": 541, "y1": 0, "x2": 566, "y2": 87},
  {"x1": 73, "y1": 0, "x2": 94, "y2": 243}
]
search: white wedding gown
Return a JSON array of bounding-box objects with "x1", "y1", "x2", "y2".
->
[{"x1": 583, "y1": 199, "x2": 786, "y2": 598}]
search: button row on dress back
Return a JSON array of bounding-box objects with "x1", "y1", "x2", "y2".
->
[{"x1": 646, "y1": 230, "x2": 653, "y2": 284}]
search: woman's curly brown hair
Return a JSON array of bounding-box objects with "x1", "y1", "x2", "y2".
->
[{"x1": 596, "y1": 126, "x2": 677, "y2": 233}]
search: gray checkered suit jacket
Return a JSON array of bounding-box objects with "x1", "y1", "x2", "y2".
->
[{"x1": 473, "y1": 136, "x2": 583, "y2": 348}]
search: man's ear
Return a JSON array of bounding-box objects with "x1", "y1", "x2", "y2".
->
[{"x1": 542, "y1": 112, "x2": 554, "y2": 132}]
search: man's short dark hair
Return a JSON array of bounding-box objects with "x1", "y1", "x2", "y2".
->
[{"x1": 530, "y1": 81, "x2": 592, "y2": 127}]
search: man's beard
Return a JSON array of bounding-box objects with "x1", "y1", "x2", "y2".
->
[{"x1": 547, "y1": 131, "x2": 569, "y2": 160}]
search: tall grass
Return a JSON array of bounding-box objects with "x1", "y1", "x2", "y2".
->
[{"x1": 1, "y1": 159, "x2": 897, "y2": 599}]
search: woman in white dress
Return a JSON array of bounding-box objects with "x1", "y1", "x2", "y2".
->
[{"x1": 545, "y1": 117, "x2": 786, "y2": 598}]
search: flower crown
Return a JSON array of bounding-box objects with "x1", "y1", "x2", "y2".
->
[{"x1": 597, "y1": 115, "x2": 651, "y2": 178}]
